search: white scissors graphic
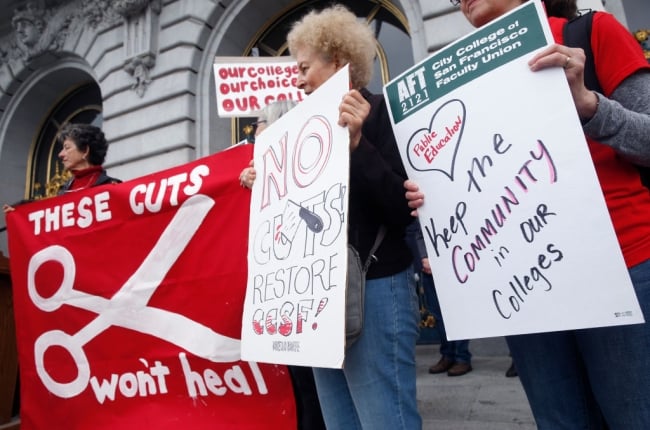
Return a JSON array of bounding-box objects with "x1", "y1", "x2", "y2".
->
[{"x1": 27, "y1": 194, "x2": 241, "y2": 398}]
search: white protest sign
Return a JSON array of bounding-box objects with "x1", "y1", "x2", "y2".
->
[
  {"x1": 383, "y1": 0, "x2": 643, "y2": 340},
  {"x1": 213, "y1": 57, "x2": 306, "y2": 117},
  {"x1": 241, "y1": 66, "x2": 350, "y2": 368}
]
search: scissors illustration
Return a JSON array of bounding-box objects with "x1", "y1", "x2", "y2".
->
[
  {"x1": 276, "y1": 199, "x2": 324, "y2": 244},
  {"x1": 27, "y1": 194, "x2": 241, "y2": 398}
]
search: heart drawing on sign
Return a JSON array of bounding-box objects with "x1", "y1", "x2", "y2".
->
[{"x1": 406, "y1": 99, "x2": 466, "y2": 180}]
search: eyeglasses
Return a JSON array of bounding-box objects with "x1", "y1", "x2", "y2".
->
[{"x1": 449, "y1": 0, "x2": 461, "y2": 6}]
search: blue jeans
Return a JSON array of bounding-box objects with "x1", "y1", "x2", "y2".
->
[
  {"x1": 425, "y1": 274, "x2": 471, "y2": 363},
  {"x1": 506, "y1": 258, "x2": 650, "y2": 429},
  {"x1": 312, "y1": 267, "x2": 422, "y2": 430}
]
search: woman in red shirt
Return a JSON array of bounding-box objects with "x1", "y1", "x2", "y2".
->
[{"x1": 407, "y1": 0, "x2": 650, "y2": 428}]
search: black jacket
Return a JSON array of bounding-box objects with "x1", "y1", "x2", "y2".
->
[{"x1": 349, "y1": 88, "x2": 414, "y2": 279}]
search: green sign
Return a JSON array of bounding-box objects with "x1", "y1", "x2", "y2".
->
[{"x1": 385, "y1": 2, "x2": 546, "y2": 123}]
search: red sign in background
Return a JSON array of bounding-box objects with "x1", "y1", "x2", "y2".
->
[{"x1": 6, "y1": 145, "x2": 296, "y2": 429}]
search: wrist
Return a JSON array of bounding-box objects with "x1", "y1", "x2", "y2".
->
[
  {"x1": 578, "y1": 90, "x2": 599, "y2": 123},
  {"x1": 350, "y1": 133, "x2": 361, "y2": 152}
]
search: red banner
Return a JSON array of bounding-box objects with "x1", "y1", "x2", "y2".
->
[{"x1": 6, "y1": 145, "x2": 296, "y2": 429}]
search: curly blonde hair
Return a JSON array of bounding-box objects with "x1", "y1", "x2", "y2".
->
[{"x1": 287, "y1": 4, "x2": 376, "y2": 89}]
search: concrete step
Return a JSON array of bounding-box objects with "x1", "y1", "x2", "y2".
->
[{"x1": 416, "y1": 338, "x2": 535, "y2": 429}]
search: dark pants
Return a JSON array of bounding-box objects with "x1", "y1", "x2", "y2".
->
[{"x1": 288, "y1": 366, "x2": 325, "y2": 430}]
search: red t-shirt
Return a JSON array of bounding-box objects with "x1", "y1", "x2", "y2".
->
[{"x1": 550, "y1": 13, "x2": 650, "y2": 268}]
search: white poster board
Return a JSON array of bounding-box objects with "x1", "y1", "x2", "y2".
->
[
  {"x1": 213, "y1": 57, "x2": 306, "y2": 117},
  {"x1": 241, "y1": 66, "x2": 350, "y2": 368},
  {"x1": 383, "y1": 0, "x2": 643, "y2": 340}
]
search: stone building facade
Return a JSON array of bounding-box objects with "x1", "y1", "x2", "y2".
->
[{"x1": 0, "y1": 0, "x2": 643, "y2": 254}]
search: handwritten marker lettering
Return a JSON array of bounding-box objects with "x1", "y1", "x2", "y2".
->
[
  {"x1": 407, "y1": 99, "x2": 466, "y2": 179},
  {"x1": 492, "y1": 243, "x2": 564, "y2": 319},
  {"x1": 423, "y1": 136, "x2": 558, "y2": 284}
]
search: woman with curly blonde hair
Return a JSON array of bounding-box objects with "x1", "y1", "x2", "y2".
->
[
  {"x1": 287, "y1": 5, "x2": 422, "y2": 429},
  {"x1": 286, "y1": 5, "x2": 375, "y2": 92}
]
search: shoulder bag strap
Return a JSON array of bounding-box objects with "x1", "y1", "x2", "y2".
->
[
  {"x1": 363, "y1": 225, "x2": 387, "y2": 271},
  {"x1": 563, "y1": 10, "x2": 602, "y2": 93}
]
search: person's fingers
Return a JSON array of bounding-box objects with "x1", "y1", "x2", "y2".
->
[
  {"x1": 422, "y1": 258, "x2": 432, "y2": 274},
  {"x1": 404, "y1": 179, "x2": 419, "y2": 192},
  {"x1": 407, "y1": 197, "x2": 424, "y2": 209},
  {"x1": 405, "y1": 190, "x2": 424, "y2": 204},
  {"x1": 239, "y1": 167, "x2": 257, "y2": 189},
  {"x1": 405, "y1": 180, "x2": 425, "y2": 211},
  {"x1": 528, "y1": 44, "x2": 585, "y2": 72},
  {"x1": 239, "y1": 167, "x2": 253, "y2": 187},
  {"x1": 405, "y1": 180, "x2": 424, "y2": 215},
  {"x1": 339, "y1": 90, "x2": 370, "y2": 151}
]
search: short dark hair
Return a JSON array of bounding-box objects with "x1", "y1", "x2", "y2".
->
[
  {"x1": 57, "y1": 123, "x2": 109, "y2": 166},
  {"x1": 539, "y1": 0, "x2": 578, "y2": 19}
]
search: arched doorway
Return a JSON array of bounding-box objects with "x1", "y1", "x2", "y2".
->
[
  {"x1": 0, "y1": 59, "x2": 100, "y2": 254},
  {"x1": 230, "y1": 0, "x2": 415, "y2": 143}
]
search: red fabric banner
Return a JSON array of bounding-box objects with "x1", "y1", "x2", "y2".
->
[{"x1": 6, "y1": 145, "x2": 296, "y2": 429}]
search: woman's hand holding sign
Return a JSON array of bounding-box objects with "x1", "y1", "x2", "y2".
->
[
  {"x1": 528, "y1": 43, "x2": 599, "y2": 122},
  {"x1": 338, "y1": 89, "x2": 371, "y2": 152},
  {"x1": 404, "y1": 179, "x2": 425, "y2": 217}
]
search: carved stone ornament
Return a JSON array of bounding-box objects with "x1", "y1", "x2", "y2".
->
[
  {"x1": 4, "y1": 1, "x2": 72, "y2": 62},
  {"x1": 0, "y1": 0, "x2": 163, "y2": 97},
  {"x1": 113, "y1": 0, "x2": 161, "y2": 18},
  {"x1": 124, "y1": 53, "x2": 155, "y2": 97},
  {"x1": 82, "y1": 0, "x2": 119, "y2": 29},
  {"x1": 120, "y1": 0, "x2": 161, "y2": 97}
]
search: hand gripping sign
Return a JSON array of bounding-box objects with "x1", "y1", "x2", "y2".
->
[{"x1": 27, "y1": 194, "x2": 241, "y2": 398}]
